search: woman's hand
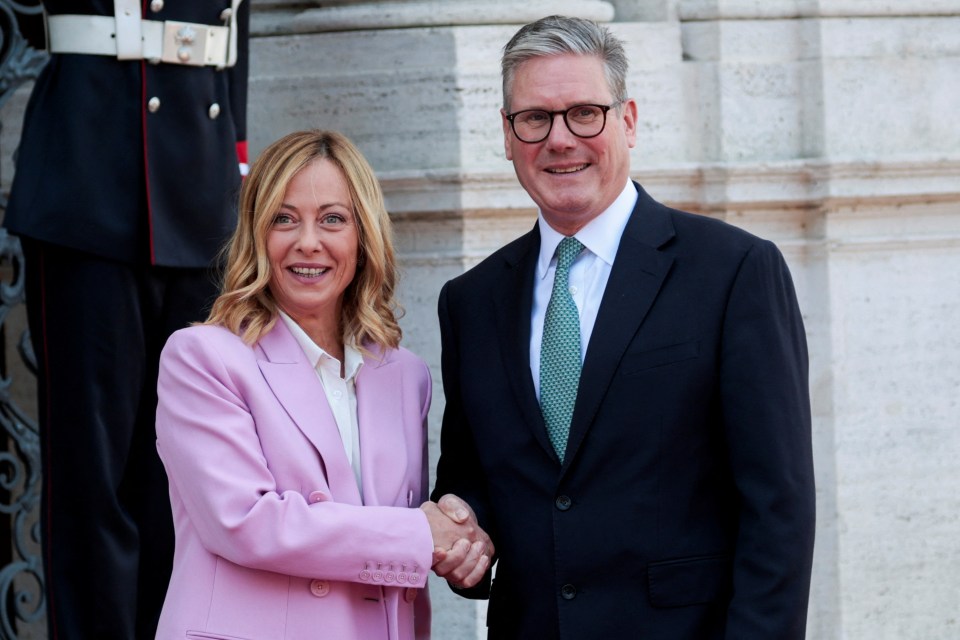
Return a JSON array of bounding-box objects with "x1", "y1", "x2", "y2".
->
[{"x1": 420, "y1": 494, "x2": 494, "y2": 589}]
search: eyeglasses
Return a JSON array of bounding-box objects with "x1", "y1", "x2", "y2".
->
[{"x1": 505, "y1": 102, "x2": 622, "y2": 144}]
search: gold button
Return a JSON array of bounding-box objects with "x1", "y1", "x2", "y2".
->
[
  {"x1": 147, "y1": 97, "x2": 160, "y2": 112},
  {"x1": 208, "y1": 103, "x2": 221, "y2": 120},
  {"x1": 149, "y1": 0, "x2": 163, "y2": 12}
]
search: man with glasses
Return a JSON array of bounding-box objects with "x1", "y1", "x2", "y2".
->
[{"x1": 432, "y1": 15, "x2": 815, "y2": 639}]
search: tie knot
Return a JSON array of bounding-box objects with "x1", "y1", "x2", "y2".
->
[{"x1": 555, "y1": 237, "x2": 583, "y2": 272}]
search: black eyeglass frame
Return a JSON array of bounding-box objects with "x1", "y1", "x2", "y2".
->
[{"x1": 505, "y1": 101, "x2": 623, "y2": 143}]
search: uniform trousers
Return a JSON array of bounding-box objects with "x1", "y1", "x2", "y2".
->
[{"x1": 22, "y1": 238, "x2": 218, "y2": 639}]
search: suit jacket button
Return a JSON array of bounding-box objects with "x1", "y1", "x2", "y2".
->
[
  {"x1": 149, "y1": 0, "x2": 163, "y2": 12},
  {"x1": 408, "y1": 573, "x2": 421, "y2": 584},
  {"x1": 561, "y1": 584, "x2": 577, "y2": 600},
  {"x1": 309, "y1": 579, "x2": 330, "y2": 597},
  {"x1": 208, "y1": 103, "x2": 221, "y2": 120},
  {"x1": 555, "y1": 495, "x2": 572, "y2": 511},
  {"x1": 384, "y1": 571, "x2": 396, "y2": 583},
  {"x1": 404, "y1": 587, "x2": 418, "y2": 603},
  {"x1": 308, "y1": 490, "x2": 329, "y2": 504},
  {"x1": 147, "y1": 97, "x2": 161, "y2": 113},
  {"x1": 359, "y1": 569, "x2": 371, "y2": 581}
]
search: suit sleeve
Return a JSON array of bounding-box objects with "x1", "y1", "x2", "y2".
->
[
  {"x1": 431, "y1": 281, "x2": 496, "y2": 598},
  {"x1": 719, "y1": 240, "x2": 816, "y2": 638},
  {"x1": 156, "y1": 329, "x2": 435, "y2": 585}
]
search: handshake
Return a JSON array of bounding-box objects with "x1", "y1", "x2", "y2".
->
[{"x1": 420, "y1": 494, "x2": 494, "y2": 589}]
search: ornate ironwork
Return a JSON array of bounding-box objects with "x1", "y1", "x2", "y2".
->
[{"x1": 0, "y1": 1, "x2": 47, "y2": 638}]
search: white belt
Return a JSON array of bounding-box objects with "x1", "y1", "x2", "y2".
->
[{"x1": 45, "y1": 1, "x2": 241, "y2": 68}]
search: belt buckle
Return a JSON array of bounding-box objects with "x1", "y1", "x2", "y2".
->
[{"x1": 161, "y1": 20, "x2": 209, "y2": 67}]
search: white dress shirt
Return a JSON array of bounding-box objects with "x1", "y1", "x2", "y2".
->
[
  {"x1": 279, "y1": 312, "x2": 365, "y2": 497},
  {"x1": 530, "y1": 180, "x2": 637, "y2": 398}
]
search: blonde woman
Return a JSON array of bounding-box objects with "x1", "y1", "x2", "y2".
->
[{"x1": 155, "y1": 130, "x2": 491, "y2": 640}]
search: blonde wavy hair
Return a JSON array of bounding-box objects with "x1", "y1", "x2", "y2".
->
[{"x1": 205, "y1": 129, "x2": 403, "y2": 350}]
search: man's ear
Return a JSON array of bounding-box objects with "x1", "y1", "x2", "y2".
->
[{"x1": 621, "y1": 98, "x2": 639, "y2": 149}]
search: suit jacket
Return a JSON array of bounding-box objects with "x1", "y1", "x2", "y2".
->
[
  {"x1": 4, "y1": 0, "x2": 249, "y2": 266},
  {"x1": 433, "y1": 183, "x2": 815, "y2": 639},
  {"x1": 155, "y1": 321, "x2": 434, "y2": 640}
]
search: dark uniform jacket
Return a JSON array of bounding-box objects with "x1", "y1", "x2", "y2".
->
[
  {"x1": 4, "y1": 0, "x2": 249, "y2": 267},
  {"x1": 433, "y1": 183, "x2": 816, "y2": 639}
]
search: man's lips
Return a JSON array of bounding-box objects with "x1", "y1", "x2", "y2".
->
[{"x1": 545, "y1": 163, "x2": 590, "y2": 174}]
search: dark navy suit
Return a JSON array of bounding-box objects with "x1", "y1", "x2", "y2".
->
[
  {"x1": 2, "y1": 1, "x2": 248, "y2": 637},
  {"x1": 433, "y1": 183, "x2": 815, "y2": 639}
]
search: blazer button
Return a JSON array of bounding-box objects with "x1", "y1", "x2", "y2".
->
[
  {"x1": 208, "y1": 103, "x2": 221, "y2": 120},
  {"x1": 149, "y1": 0, "x2": 163, "y2": 12},
  {"x1": 404, "y1": 587, "x2": 418, "y2": 603},
  {"x1": 359, "y1": 569, "x2": 371, "y2": 581},
  {"x1": 308, "y1": 490, "x2": 330, "y2": 504},
  {"x1": 309, "y1": 579, "x2": 330, "y2": 597},
  {"x1": 408, "y1": 573, "x2": 421, "y2": 585},
  {"x1": 560, "y1": 584, "x2": 577, "y2": 600},
  {"x1": 147, "y1": 97, "x2": 161, "y2": 113},
  {"x1": 555, "y1": 495, "x2": 572, "y2": 511}
]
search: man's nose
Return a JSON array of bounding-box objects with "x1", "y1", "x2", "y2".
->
[{"x1": 545, "y1": 112, "x2": 577, "y2": 148}]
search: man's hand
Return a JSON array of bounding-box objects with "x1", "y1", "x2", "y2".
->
[{"x1": 420, "y1": 494, "x2": 494, "y2": 589}]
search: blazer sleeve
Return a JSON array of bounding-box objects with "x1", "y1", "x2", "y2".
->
[
  {"x1": 719, "y1": 240, "x2": 816, "y2": 638},
  {"x1": 156, "y1": 328, "x2": 435, "y2": 585}
]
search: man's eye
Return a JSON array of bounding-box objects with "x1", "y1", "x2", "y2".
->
[
  {"x1": 570, "y1": 107, "x2": 599, "y2": 121},
  {"x1": 521, "y1": 112, "x2": 549, "y2": 125}
]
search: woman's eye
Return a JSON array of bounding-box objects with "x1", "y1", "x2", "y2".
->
[
  {"x1": 273, "y1": 212, "x2": 294, "y2": 225},
  {"x1": 321, "y1": 213, "x2": 346, "y2": 226}
]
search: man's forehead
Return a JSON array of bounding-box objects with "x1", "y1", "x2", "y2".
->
[{"x1": 509, "y1": 54, "x2": 611, "y2": 107}]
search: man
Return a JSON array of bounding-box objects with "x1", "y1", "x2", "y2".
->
[
  {"x1": 3, "y1": 1, "x2": 248, "y2": 637},
  {"x1": 432, "y1": 15, "x2": 815, "y2": 639}
]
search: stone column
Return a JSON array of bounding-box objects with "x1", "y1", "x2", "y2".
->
[{"x1": 674, "y1": 3, "x2": 960, "y2": 639}]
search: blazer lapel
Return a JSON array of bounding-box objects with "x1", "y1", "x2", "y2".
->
[
  {"x1": 354, "y1": 349, "x2": 406, "y2": 507},
  {"x1": 491, "y1": 226, "x2": 559, "y2": 461},
  {"x1": 562, "y1": 184, "x2": 676, "y2": 473},
  {"x1": 257, "y1": 321, "x2": 363, "y2": 505}
]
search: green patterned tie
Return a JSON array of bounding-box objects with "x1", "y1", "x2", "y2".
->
[{"x1": 540, "y1": 236, "x2": 584, "y2": 458}]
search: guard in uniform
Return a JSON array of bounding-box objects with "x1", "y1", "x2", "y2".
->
[{"x1": 2, "y1": 1, "x2": 249, "y2": 637}]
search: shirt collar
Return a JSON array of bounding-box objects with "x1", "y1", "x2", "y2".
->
[
  {"x1": 278, "y1": 311, "x2": 364, "y2": 381},
  {"x1": 536, "y1": 180, "x2": 638, "y2": 279}
]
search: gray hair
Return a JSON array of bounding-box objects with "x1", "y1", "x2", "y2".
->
[{"x1": 501, "y1": 15, "x2": 629, "y2": 111}]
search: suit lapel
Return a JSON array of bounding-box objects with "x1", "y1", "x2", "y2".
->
[
  {"x1": 562, "y1": 184, "x2": 677, "y2": 473},
  {"x1": 257, "y1": 321, "x2": 363, "y2": 505},
  {"x1": 491, "y1": 226, "x2": 559, "y2": 461},
  {"x1": 354, "y1": 350, "x2": 406, "y2": 507}
]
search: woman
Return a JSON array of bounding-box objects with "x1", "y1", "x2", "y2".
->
[{"x1": 154, "y1": 130, "x2": 488, "y2": 640}]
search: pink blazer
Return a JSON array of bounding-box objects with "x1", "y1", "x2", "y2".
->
[{"x1": 154, "y1": 321, "x2": 434, "y2": 640}]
